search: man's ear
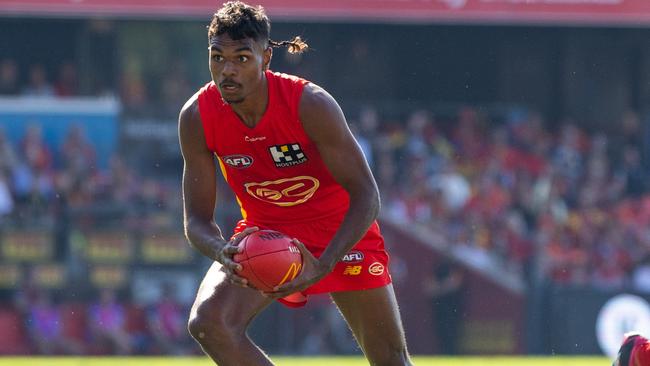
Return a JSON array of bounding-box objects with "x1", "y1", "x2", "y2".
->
[{"x1": 263, "y1": 47, "x2": 272, "y2": 71}]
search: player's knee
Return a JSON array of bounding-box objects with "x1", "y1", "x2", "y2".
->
[
  {"x1": 187, "y1": 314, "x2": 208, "y2": 341},
  {"x1": 187, "y1": 303, "x2": 239, "y2": 344}
]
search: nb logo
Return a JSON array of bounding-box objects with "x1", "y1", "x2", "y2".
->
[{"x1": 343, "y1": 266, "x2": 362, "y2": 276}]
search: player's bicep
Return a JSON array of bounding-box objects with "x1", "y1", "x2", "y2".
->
[
  {"x1": 178, "y1": 99, "x2": 217, "y2": 222},
  {"x1": 299, "y1": 84, "x2": 376, "y2": 193}
]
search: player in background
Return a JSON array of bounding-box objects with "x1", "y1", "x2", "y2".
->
[
  {"x1": 178, "y1": 1, "x2": 412, "y2": 365},
  {"x1": 614, "y1": 332, "x2": 650, "y2": 366}
]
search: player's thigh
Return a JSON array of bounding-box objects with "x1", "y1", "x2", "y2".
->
[
  {"x1": 190, "y1": 261, "x2": 273, "y2": 329},
  {"x1": 330, "y1": 284, "x2": 407, "y2": 351}
]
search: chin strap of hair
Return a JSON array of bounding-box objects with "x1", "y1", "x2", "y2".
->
[{"x1": 269, "y1": 36, "x2": 308, "y2": 54}]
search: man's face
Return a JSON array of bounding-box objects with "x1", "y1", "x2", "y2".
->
[{"x1": 208, "y1": 34, "x2": 271, "y2": 104}]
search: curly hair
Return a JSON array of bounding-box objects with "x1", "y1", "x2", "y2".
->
[{"x1": 208, "y1": 1, "x2": 308, "y2": 54}]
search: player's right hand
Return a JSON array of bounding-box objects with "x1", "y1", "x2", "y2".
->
[{"x1": 215, "y1": 226, "x2": 259, "y2": 288}]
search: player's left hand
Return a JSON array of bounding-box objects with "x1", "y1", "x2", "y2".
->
[{"x1": 266, "y1": 238, "x2": 330, "y2": 299}]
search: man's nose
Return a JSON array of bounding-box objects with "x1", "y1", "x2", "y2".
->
[{"x1": 222, "y1": 61, "x2": 237, "y2": 76}]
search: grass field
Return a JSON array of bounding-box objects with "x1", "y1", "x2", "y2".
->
[{"x1": 0, "y1": 356, "x2": 612, "y2": 366}]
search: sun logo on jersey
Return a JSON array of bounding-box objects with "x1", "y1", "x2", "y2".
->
[
  {"x1": 244, "y1": 176, "x2": 319, "y2": 206},
  {"x1": 268, "y1": 143, "x2": 307, "y2": 168}
]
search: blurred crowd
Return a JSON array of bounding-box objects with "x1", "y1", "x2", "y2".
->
[
  {"x1": 0, "y1": 122, "x2": 194, "y2": 355},
  {"x1": 0, "y1": 123, "x2": 181, "y2": 231},
  {"x1": 8, "y1": 285, "x2": 195, "y2": 355},
  {"x1": 0, "y1": 57, "x2": 192, "y2": 119},
  {"x1": 352, "y1": 106, "x2": 650, "y2": 291},
  {"x1": 1, "y1": 59, "x2": 83, "y2": 98}
]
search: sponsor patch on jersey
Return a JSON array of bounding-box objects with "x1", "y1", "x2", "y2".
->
[
  {"x1": 245, "y1": 135, "x2": 266, "y2": 142},
  {"x1": 244, "y1": 176, "x2": 320, "y2": 206},
  {"x1": 341, "y1": 251, "x2": 364, "y2": 264},
  {"x1": 268, "y1": 143, "x2": 307, "y2": 168},
  {"x1": 222, "y1": 154, "x2": 253, "y2": 169},
  {"x1": 343, "y1": 265, "x2": 363, "y2": 276},
  {"x1": 368, "y1": 262, "x2": 385, "y2": 276}
]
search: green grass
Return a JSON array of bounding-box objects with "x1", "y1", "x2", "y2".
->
[{"x1": 0, "y1": 356, "x2": 611, "y2": 366}]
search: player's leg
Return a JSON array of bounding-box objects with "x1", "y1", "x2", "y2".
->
[
  {"x1": 188, "y1": 261, "x2": 275, "y2": 366},
  {"x1": 330, "y1": 284, "x2": 412, "y2": 366}
]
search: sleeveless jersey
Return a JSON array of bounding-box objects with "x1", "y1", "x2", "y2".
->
[{"x1": 197, "y1": 70, "x2": 350, "y2": 226}]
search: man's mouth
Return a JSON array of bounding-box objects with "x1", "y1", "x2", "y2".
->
[{"x1": 220, "y1": 81, "x2": 241, "y2": 92}]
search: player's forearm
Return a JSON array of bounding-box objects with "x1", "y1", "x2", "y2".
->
[
  {"x1": 318, "y1": 188, "x2": 380, "y2": 271},
  {"x1": 184, "y1": 218, "x2": 227, "y2": 261}
]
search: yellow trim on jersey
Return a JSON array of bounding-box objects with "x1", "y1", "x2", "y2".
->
[{"x1": 217, "y1": 155, "x2": 247, "y2": 219}]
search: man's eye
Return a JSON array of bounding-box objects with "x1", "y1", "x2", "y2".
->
[
  {"x1": 239, "y1": 56, "x2": 249, "y2": 63},
  {"x1": 213, "y1": 55, "x2": 224, "y2": 62}
]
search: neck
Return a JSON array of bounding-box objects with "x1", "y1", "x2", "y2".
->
[{"x1": 230, "y1": 72, "x2": 268, "y2": 128}]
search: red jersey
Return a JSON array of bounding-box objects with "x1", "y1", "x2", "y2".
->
[
  {"x1": 197, "y1": 71, "x2": 391, "y2": 306},
  {"x1": 197, "y1": 70, "x2": 350, "y2": 227}
]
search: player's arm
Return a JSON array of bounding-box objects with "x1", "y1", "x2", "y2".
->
[
  {"x1": 178, "y1": 96, "x2": 254, "y2": 286},
  {"x1": 271, "y1": 83, "x2": 379, "y2": 296}
]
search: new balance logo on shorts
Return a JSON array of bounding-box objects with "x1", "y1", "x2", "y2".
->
[
  {"x1": 343, "y1": 266, "x2": 362, "y2": 276},
  {"x1": 268, "y1": 143, "x2": 307, "y2": 168}
]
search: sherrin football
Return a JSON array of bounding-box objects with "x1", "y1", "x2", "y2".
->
[{"x1": 233, "y1": 230, "x2": 303, "y2": 292}]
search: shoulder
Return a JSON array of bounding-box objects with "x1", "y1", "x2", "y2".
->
[
  {"x1": 180, "y1": 82, "x2": 218, "y2": 123},
  {"x1": 178, "y1": 91, "x2": 206, "y2": 145},
  {"x1": 298, "y1": 82, "x2": 348, "y2": 143},
  {"x1": 269, "y1": 70, "x2": 308, "y2": 86},
  {"x1": 299, "y1": 82, "x2": 341, "y2": 122},
  {"x1": 179, "y1": 92, "x2": 201, "y2": 130}
]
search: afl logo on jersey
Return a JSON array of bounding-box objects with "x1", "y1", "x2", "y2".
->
[
  {"x1": 222, "y1": 155, "x2": 253, "y2": 169},
  {"x1": 245, "y1": 176, "x2": 319, "y2": 206},
  {"x1": 341, "y1": 251, "x2": 364, "y2": 264}
]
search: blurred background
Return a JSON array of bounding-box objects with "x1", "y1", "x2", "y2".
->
[{"x1": 2, "y1": 0, "x2": 650, "y2": 359}]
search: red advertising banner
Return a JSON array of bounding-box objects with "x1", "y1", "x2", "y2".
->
[{"x1": 1, "y1": 0, "x2": 650, "y2": 25}]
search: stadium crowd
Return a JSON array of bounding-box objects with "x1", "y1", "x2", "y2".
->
[{"x1": 352, "y1": 106, "x2": 650, "y2": 291}]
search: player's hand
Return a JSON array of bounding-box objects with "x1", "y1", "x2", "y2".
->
[
  {"x1": 216, "y1": 226, "x2": 259, "y2": 288},
  {"x1": 267, "y1": 238, "x2": 330, "y2": 299}
]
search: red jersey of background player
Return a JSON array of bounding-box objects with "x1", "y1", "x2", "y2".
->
[{"x1": 198, "y1": 70, "x2": 351, "y2": 227}]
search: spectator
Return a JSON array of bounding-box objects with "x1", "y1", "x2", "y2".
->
[
  {"x1": 87, "y1": 289, "x2": 132, "y2": 355},
  {"x1": 22, "y1": 64, "x2": 54, "y2": 97},
  {"x1": 146, "y1": 283, "x2": 191, "y2": 355},
  {"x1": 59, "y1": 124, "x2": 96, "y2": 176},
  {"x1": 0, "y1": 171, "x2": 13, "y2": 218},
  {"x1": 423, "y1": 259, "x2": 465, "y2": 355},
  {"x1": 21, "y1": 124, "x2": 52, "y2": 172},
  {"x1": 54, "y1": 62, "x2": 79, "y2": 97},
  {"x1": 18, "y1": 290, "x2": 84, "y2": 355},
  {"x1": 615, "y1": 146, "x2": 647, "y2": 198},
  {"x1": 0, "y1": 127, "x2": 17, "y2": 175},
  {"x1": 0, "y1": 58, "x2": 19, "y2": 95}
]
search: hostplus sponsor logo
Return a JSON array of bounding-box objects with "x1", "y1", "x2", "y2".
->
[
  {"x1": 268, "y1": 143, "x2": 307, "y2": 168},
  {"x1": 222, "y1": 154, "x2": 253, "y2": 169}
]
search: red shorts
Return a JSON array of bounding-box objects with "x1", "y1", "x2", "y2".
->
[{"x1": 233, "y1": 219, "x2": 392, "y2": 307}]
